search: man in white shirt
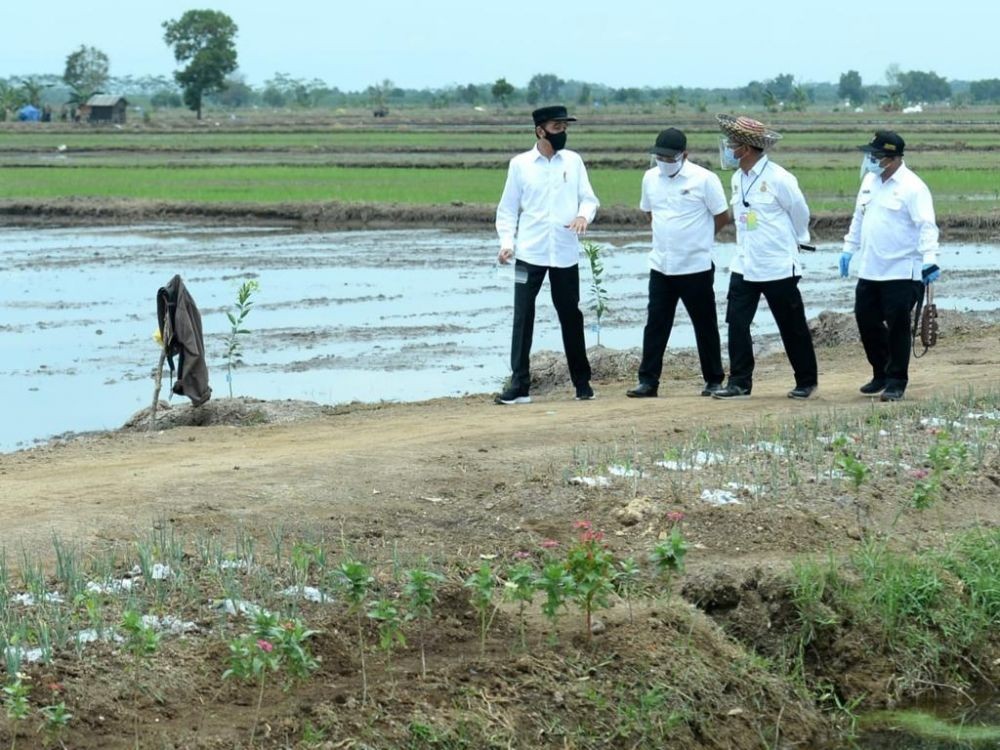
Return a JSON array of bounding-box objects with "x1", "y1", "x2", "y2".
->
[
  {"x1": 712, "y1": 114, "x2": 818, "y2": 401},
  {"x1": 494, "y1": 105, "x2": 600, "y2": 405},
  {"x1": 626, "y1": 128, "x2": 730, "y2": 399},
  {"x1": 840, "y1": 130, "x2": 940, "y2": 402}
]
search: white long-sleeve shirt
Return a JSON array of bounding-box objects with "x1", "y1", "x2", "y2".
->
[
  {"x1": 728, "y1": 156, "x2": 811, "y2": 282},
  {"x1": 495, "y1": 145, "x2": 599, "y2": 268},
  {"x1": 843, "y1": 162, "x2": 939, "y2": 281},
  {"x1": 640, "y1": 160, "x2": 728, "y2": 275}
]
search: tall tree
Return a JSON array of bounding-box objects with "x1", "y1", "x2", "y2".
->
[
  {"x1": 838, "y1": 70, "x2": 864, "y2": 106},
  {"x1": 897, "y1": 70, "x2": 952, "y2": 103},
  {"x1": 63, "y1": 45, "x2": 110, "y2": 100},
  {"x1": 526, "y1": 73, "x2": 564, "y2": 104},
  {"x1": 162, "y1": 10, "x2": 238, "y2": 120},
  {"x1": 491, "y1": 78, "x2": 514, "y2": 108}
]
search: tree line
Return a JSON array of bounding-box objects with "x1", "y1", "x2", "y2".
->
[{"x1": 2, "y1": 8, "x2": 999, "y2": 120}]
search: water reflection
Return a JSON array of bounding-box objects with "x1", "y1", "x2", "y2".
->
[{"x1": 0, "y1": 226, "x2": 997, "y2": 451}]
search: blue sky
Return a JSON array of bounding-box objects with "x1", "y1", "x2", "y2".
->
[{"x1": 6, "y1": 0, "x2": 995, "y2": 91}]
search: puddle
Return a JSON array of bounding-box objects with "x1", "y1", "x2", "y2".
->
[{"x1": 1, "y1": 225, "x2": 997, "y2": 451}]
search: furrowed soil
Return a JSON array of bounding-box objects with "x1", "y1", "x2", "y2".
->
[{"x1": 2, "y1": 315, "x2": 999, "y2": 749}]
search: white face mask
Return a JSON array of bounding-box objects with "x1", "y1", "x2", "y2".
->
[
  {"x1": 719, "y1": 138, "x2": 740, "y2": 169},
  {"x1": 860, "y1": 154, "x2": 886, "y2": 179},
  {"x1": 657, "y1": 157, "x2": 683, "y2": 177}
]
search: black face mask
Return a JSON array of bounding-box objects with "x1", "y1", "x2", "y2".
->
[{"x1": 543, "y1": 129, "x2": 567, "y2": 151}]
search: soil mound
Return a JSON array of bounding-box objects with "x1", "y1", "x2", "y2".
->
[{"x1": 121, "y1": 396, "x2": 330, "y2": 432}]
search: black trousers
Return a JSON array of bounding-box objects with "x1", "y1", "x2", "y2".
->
[
  {"x1": 725, "y1": 273, "x2": 817, "y2": 390},
  {"x1": 509, "y1": 259, "x2": 591, "y2": 392},
  {"x1": 637, "y1": 267, "x2": 725, "y2": 387},
  {"x1": 855, "y1": 278, "x2": 924, "y2": 388}
]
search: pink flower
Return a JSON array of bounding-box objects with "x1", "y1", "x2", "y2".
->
[
  {"x1": 257, "y1": 639, "x2": 274, "y2": 653},
  {"x1": 573, "y1": 520, "x2": 593, "y2": 531},
  {"x1": 540, "y1": 539, "x2": 559, "y2": 549},
  {"x1": 910, "y1": 468, "x2": 930, "y2": 480},
  {"x1": 665, "y1": 511, "x2": 685, "y2": 523},
  {"x1": 513, "y1": 550, "x2": 531, "y2": 560},
  {"x1": 581, "y1": 529, "x2": 605, "y2": 544}
]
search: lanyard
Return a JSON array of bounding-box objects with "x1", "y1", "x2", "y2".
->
[{"x1": 740, "y1": 161, "x2": 768, "y2": 207}]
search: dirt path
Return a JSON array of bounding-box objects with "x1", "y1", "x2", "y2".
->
[{"x1": 3, "y1": 332, "x2": 998, "y2": 563}]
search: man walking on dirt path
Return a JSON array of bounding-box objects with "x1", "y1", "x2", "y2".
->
[
  {"x1": 840, "y1": 130, "x2": 940, "y2": 402},
  {"x1": 711, "y1": 114, "x2": 818, "y2": 401},
  {"x1": 494, "y1": 105, "x2": 600, "y2": 405},
  {"x1": 626, "y1": 128, "x2": 730, "y2": 399}
]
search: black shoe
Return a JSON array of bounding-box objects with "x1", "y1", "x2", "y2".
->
[
  {"x1": 880, "y1": 387, "x2": 905, "y2": 402},
  {"x1": 711, "y1": 384, "x2": 751, "y2": 400},
  {"x1": 859, "y1": 379, "x2": 888, "y2": 395},
  {"x1": 495, "y1": 386, "x2": 531, "y2": 405},
  {"x1": 700, "y1": 382, "x2": 725, "y2": 397},
  {"x1": 787, "y1": 385, "x2": 817, "y2": 400},
  {"x1": 575, "y1": 383, "x2": 595, "y2": 401},
  {"x1": 626, "y1": 383, "x2": 658, "y2": 398}
]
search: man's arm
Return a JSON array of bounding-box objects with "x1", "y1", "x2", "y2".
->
[
  {"x1": 909, "y1": 182, "x2": 939, "y2": 266},
  {"x1": 713, "y1": 211, "x2": 731, "y2": 234},
  {"x1": 495, "y1": 159, "x2": 521, "y2": 262},
  {"x1": 568, "y1": 158, "x2": 599, "y2": 234}
]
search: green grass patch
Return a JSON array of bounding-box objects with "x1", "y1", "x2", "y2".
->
[
  {"x1": 861, "y1": 710, "x2": 1000, "y2": 745},
  {"x1": 2, "y1": 164, "x2": 998, "y2": 215}
]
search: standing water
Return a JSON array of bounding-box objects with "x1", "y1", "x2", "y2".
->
[{"x1": 0, "y1": 225, "x2": 997, "y2": 451}]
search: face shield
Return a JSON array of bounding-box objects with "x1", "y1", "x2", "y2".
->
[{"x1": 719, "y1": 137, "x2": 740, "y2": 169}]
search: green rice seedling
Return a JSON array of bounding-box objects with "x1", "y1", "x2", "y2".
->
[
  {"x1": 650, "y1": 524, "x2": 688, "y2": 597},
  {"x1": 17, "y1": 551, "x2": 45, "y2": 600},
  {"x1": 565, "y1": 522, "x2": 616, "y2": 641},
  {"x1": 504, "y1": 560, "x2": 536, "y2": 651},
  {"x1": 333, "y1": 558, "x2": 374, "y2": 704},
  {"x1": 121, "y1": 610, "x2": 161, "y2": 750},
  {"x1": 37, "y1": 699, "x2": 72, "y2": 748},
  {"x1": 402, "y1": 566, "x2": 444, "y2": 677},
  {"x1": 3, "y1": 674, "x2": 31, "y2": 750},
  {"x1": 50, "y1": 535, "x2": 84, "y2": 602},
  {"x1": 367, "y1": 599, "x2": 406, "y2": 678},
  {"x1": 534, "y1": 561, "x2": 574, "y2": 645},
  {"x1": 464, "y1": 563, "x2": 497, "y2": 657},
  {"x1": 614, "y1": 557, "x2": 641, "y2": 625},
  {"x1": 265, "y1": 526, "x2": 284, "y2": 569}
]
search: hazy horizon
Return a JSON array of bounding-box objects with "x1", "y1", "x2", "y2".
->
[{"x1": 6, "y1": 0, "x2": 995, "y2": 92}]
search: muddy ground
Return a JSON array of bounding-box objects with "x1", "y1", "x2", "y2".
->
[{"x1": 1, "y1": 308, "x2": 999, "y2": 748}]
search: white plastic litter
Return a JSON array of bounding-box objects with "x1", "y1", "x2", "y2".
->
[
  {"x1": 569, "y1": 475, "x2": 611, "y2": 488},
  {"x1": 657, "y1": 451, "x2": 724, "y2": 470},
  {"x1": 700, "y1": 489, "x2": 742, "y2": 506},
  {"x1": 280, "y1": 586, "x2": 332, "y2": 603},
  {"x1": 12, "y1": 591, "x2": 64, "y2": 606},
  {"x1": 212, "y1": 599, "x2": 268, "y2": 618},
  {"x1": 141, "y1": 614, "x2": 198, "y2": 634},
  {"x1": 607, "y1": 464, "x2": 641, "y2": 477},
  {"x1": 86, "y1": 578, "x2": 135, "y2": 594}
]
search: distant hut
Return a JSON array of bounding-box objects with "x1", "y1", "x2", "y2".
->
[{"x1": 85, "y1": 95, "x2": 128, "y2": 124}]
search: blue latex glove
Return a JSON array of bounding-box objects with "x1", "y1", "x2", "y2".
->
[
  {"x1": 838, "y1": 251, "x2": 853, "y2": 278},
  {"x1": 922, "y1": 263, "x2": 941, "y2": 284}
]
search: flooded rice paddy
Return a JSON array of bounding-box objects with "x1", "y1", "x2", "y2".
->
[{"x1": 1, "y1": 225, "x2": 997, "y2": 451}]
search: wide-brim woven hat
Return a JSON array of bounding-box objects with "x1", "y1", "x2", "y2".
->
[{"x1": 716, "y1": 113, "x2": 782, "y2": 149}]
